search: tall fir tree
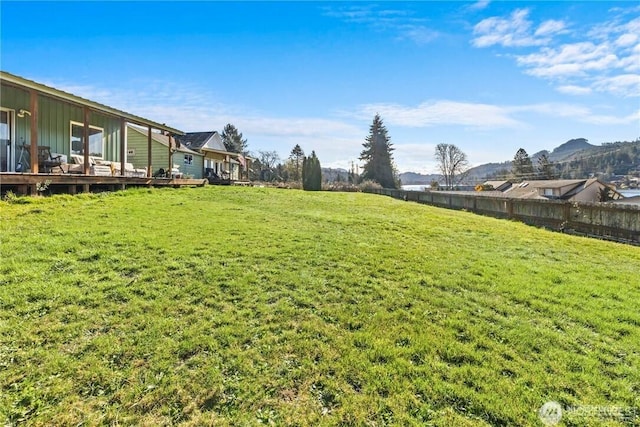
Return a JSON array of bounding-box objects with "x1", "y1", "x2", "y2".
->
[
  {"x1": 512, "y1": 148, "x2": 534, "y2": 180},
  {"x1": 537, "y1": 153, "x2": 556, "y2": 179},
  {"x1": 221, "y1": 124, "x2": 248, "y2": 154},
  {"x1": 360, "y1": 114, "x2": 398, "y2": 189},
  {"x1": 288, "y1": 144, "x2": 305, "y2": 181}
]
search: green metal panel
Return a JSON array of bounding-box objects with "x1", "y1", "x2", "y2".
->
[
  {"x1": 127, "y1": 127, "x2": 203, "y2": 177},
  {"x1": 0, "y1": 85, "x2": 30, "y2": 147},
  {"x1": 0, "y1": 85, "x2": 122, "y2": 161},
  {"x1": 127, "y1": 127, "x2": 169, "y2": 176}
]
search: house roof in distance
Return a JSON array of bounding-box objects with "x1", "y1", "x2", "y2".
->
[
  {"x1": 0, "y1": 70, "x2": 184, "y2": 135},
  {"x1": 176, "y1": 131, "x2": 227, "y2": 152}
]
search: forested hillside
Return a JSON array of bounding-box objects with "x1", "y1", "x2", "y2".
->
[{"x1": 471, "y1": 138, "x2": 640, "y2": 182}]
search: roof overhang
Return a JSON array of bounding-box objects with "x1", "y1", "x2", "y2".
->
[
  {"x1": 201, "y1": 147, "x2": 234, "y2": 156},
  {"x1": 0, "y1": 70, "x2": 184, "y2": 135}
]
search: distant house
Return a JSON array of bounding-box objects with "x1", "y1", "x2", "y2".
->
[
  {"x1": 176, "y1": 131, "x2": 251, "y2": 182},
  {"x1": 482, "y1": 180, "x2": 513, "y2": 192},
  {"x1": 127, "y1": 125, "x2": 203, "y2": 178},
  {"x1": 484, "y1": 179, "x2": 624, "y2": 202}
]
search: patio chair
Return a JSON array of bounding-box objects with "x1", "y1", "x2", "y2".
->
[{"x1": 38, "y1": 146, "x2": 64, "y2": 173}]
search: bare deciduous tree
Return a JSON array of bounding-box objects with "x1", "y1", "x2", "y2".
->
[{"x1": 434, "y1": 143, "x2": 469, "y2": 190}]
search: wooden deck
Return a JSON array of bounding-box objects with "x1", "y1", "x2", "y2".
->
[{"x1": 0, "y1": 173, "x2": 207, "y2": 195}]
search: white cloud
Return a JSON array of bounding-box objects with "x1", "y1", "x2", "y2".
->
[
  {"x1": 353, "y1": 100, "x2": 523, "y2": 128},
  {"x1": 516, "y1": 42, "x2": 619, "y2": 78},
  {"x1": 534, "y1": 20, "x2": 567, "y2": 37},
  {"x1": 393, "y1": 143, "x2": 440, "y2": 174},
  {"x1": 467, "y1": 1, "x2": 491, "y2": 12},
  {"x1": 556, "y1": 85, "x2": 592, "y2": 95},
  {"x1": 324, "y1": 4, "x2": 438, "y2": 45},
  {"x1": 592, "y1": 74, "x2": 640, "y2": 97},
  {"x1": 512, "y1": 103, "x2": 640, "y2": 125},
  {"x1": 615, "y1": 33, "x2": 638, "y2": 48},
  {"x1": 472, "y1": 9, "x2": 560, "y2": 47},
  {"x1": 475, "y1": 6, "x2": 640, "y2": 97}
]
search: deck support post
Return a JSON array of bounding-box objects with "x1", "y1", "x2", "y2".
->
[
  {"x1": 83, "y1": 107, "x2": 91, "y2": 175},
  {"x1": 120, "y1": 118, "x2": 126, "y2": 176},
  {"x1": 29, "y1": 90, "x2": 38, "y2": 173},
  {"x1": 147, "y1": 125, "x2": 152, "y2": 178}
]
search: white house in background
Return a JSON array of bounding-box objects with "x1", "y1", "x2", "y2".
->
[{"x1": 176, "y1": 131, "x2": 251, "y2": 182}]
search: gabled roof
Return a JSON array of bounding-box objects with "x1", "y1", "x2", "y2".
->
[
  {"x1": 176, "y1": 131, "x2": 226, "y2": 151},
  {"x1": 483, "y1": 180, "x2": 512, "y2": 191},
  {"x1": 1, "y1": 70, "x2": 183, "y2": 135}
]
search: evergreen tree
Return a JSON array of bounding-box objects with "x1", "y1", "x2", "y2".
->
[
  {"x1": 288, "y1": 144, "x2": 305, "y2": 181},
  {"x1": 302, "y1": 151, "x2": 322, "y2": 191},
  {"x1": 537, "y1": 153, "x2": 556, "y2": 179},
  {"x1": 512, "y1": 148, "x2": 534, "y2": 180},
  {"x1": 221, "y1": 124, "x2": 248, "y2": 154},
  {"x1": 360, "y1": 114, "x2": 398, "y2": 189}
]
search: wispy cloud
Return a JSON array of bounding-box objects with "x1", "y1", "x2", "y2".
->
[
  {"x1": 512, "y1": 102, "x2": 640, "y2": 125},
  {"x1": 351, "y1": 100, "x2": 523, "y2": 129},
  {"x1": 350, "y1": 99, "x2": 638, "y2": 129},
  {"x1": 324, "y1": 4, "x2": 440, "y2": 45},
  {"x1": 467, "y1": 1, "x2": 491, "y2": 12},
  {"x1": 472, "y1": 7, "x2": 640, "y2": 98},
  {"x1": 472, "y1": 9, "x2": 567, "y2": 48},
  {"x1": 556, "y1": 85, "x2": 592, "y2": 96}
]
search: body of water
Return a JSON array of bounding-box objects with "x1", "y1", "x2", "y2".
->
[
  {"x1": 619, "y1": 189, "x2": 640, "y2": 197},
  {"x1": 401, "y1": 184, "x2": 430, "y2": 192}
]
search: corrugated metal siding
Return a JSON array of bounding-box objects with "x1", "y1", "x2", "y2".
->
[
  {"x1": 0, "y1": 85, "x2": 30, "y2": 146},
  {"x1": 0, "y1": 86, "x2": 122, "y2": 160},
  {"x1": 127, "y1": 128, "x2": 169, "y2": 176},
  {"x1": 127, "y1": 127, "x2": 203, "y2": 178}
]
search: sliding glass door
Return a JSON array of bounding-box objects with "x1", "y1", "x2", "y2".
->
[{"x1": 0, "y1": 109, "x2": 14, "y2": 172}]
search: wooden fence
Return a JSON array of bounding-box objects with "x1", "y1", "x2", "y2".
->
[{"x1": 366, "y1": 189, "x2": 640, "y2": 245}]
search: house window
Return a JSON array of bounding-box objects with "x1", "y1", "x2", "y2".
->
[
  {"x1": 544, "y1": 188, "x2": 553, "y2": 196},
  {"x1": 70, "y1": 121, "x2": 104, "y2": 158},
  {"x1": 184, "y1": 154, "x2": 193, "y2": 165}
]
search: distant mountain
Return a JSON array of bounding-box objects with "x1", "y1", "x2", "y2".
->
[
  {"x1": 462, "y1": 138, "x2": 639, "y2": 182},
  {"x1": 399, "y1": 171, "x2": 442, "y2": 185},
  {"x1": 322, "y1": 167, "x2": 350, "y2": 182},
  {"x1": 549, "y1": 138, "x2": 595, "y2": 160}
]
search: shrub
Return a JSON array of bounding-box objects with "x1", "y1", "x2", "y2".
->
[{"x1": 358, "y1": 180, "x2": 382, "y2": 192}]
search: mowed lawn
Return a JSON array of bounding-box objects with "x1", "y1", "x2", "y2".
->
[{"x1": 1, "y1": 187, "x2": 639, "y2": 426}]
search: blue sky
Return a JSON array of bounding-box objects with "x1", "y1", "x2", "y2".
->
[{"x1": 1, "y1": 1, "x2": 638, "y2": 173}]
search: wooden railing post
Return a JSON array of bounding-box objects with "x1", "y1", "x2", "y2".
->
[
  {"x1": 120, "y1": 118, "x2": 126, "y2": 176},
  {"x1": 29, "y1": 90, "x2": 38, "y2": 173}
]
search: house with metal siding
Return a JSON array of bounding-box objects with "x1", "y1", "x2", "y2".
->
[
  {"x1": 1, "y1": 80, "x2": 124, "y2": 172},
  {"x1": 127, "y1": 125, "x2": 204, "y2": 178},
  {"x1": 0, "y1": 71, "x2": 184, "y2": 185}
]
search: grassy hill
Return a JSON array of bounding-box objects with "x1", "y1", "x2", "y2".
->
[{"x1": 1, "y1": 187, "x2": 639, "y2": 425}]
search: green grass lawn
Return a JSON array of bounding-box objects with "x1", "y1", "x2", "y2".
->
[{"x1": 1, "y1": 187, "x2": 639, "y2": 426}]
